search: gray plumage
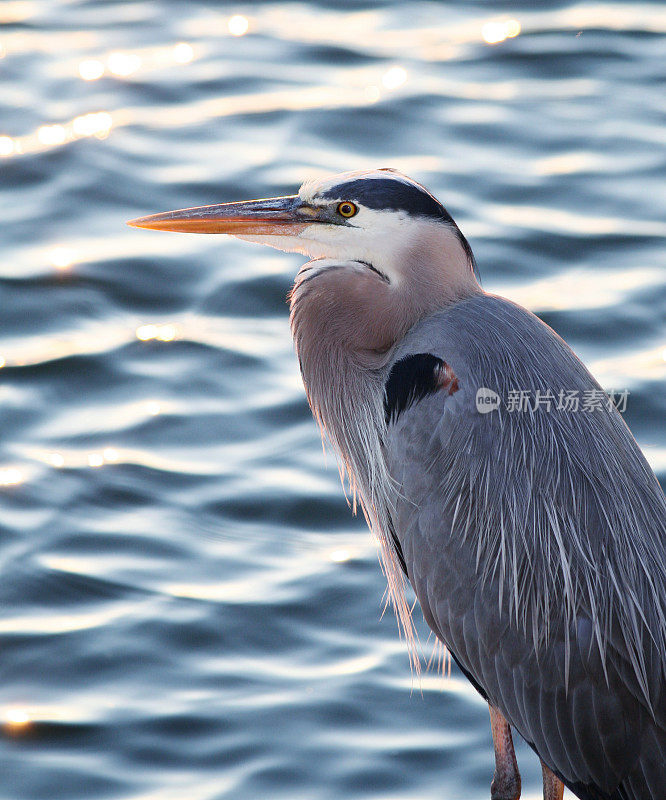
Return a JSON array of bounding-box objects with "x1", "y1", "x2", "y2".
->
[
  {"x1": 384, "y1": 295, "x2": 666, "y2": 799},
  {"x1": 129, "y1": 168, "x2": 666, "y2": 800}
]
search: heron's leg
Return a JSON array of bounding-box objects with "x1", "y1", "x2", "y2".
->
[
  {"x1": 541, "y1": 762, "x2": 564, "y2": 800},
  {"x1": 489, "y1": 705, "x2": 521, "y2": 800}
]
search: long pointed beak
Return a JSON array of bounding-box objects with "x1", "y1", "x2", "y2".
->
[{"x1": 127, "y1": 195, "x2": 309, "y2": 235}]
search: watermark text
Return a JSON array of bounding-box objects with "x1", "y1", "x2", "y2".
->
[{"x1": 475, "y1": 387, "x2": 629, "y2": 414}]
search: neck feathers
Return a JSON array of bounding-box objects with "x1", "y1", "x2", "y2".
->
[
  {"x1": 290, "y1": 313, "x2": 417, "y2": 660},
  {"x1": 288, "y1": 223, "x2": 479, "y2": 665},
  {"x1": 289, "y1": 253, "x2": 476, "y2": 667}
]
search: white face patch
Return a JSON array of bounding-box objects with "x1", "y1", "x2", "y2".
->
[
  {"x1": 234, "y1": 208, "x2": 467, "y2": 292},
  {"x1": 235, "y1": 169, "x2": 475, "y2": 297}
]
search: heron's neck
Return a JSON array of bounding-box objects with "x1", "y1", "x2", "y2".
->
[
  {"x1": 291, "y1": 237, "x2": 478, "y2": 369},
  {"x1": 289, "y1": 220, "x2": 479, "y2": 486},
  {"x1": 291, "y1": 271, "x2": 409, "y2": 640},
  {"x1": 289, "y1": 258, "x2": 476, "y2": 491},
  {"x1": 289, "y1": 240, "x2": 479, "y2": 665}
]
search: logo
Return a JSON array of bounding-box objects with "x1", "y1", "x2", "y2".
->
[
  {"x1": 473, "y1": 387, "x2": 630, "y2": 414},
  {"x1": 476, "y1": 387, "x2": 500, "y2": 414}
]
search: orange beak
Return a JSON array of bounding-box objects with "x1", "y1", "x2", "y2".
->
[{"x1": 127, "y1": 195, "x2": 309, "y2": 235}]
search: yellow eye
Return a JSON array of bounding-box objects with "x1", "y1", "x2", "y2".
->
[{"x1": 337, "y1": 201, "x2": 358, "y2": 218}]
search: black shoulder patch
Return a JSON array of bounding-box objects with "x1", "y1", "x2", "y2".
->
[{"x1": 384, "y1": 353, "x2": 458, "y2": 425}]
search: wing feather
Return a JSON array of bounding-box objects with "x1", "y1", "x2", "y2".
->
[{"x1": 383, "y1": 294, "x2": 666, "y2": 799}]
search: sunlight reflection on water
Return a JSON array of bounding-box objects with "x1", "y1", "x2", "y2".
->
[{"x1": 0, "y1": 2, "x2": 664, "y2": 799}]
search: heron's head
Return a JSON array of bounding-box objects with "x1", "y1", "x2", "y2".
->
[{"x1": 128, "y1": 169, "x2": 478, "y2": 297}]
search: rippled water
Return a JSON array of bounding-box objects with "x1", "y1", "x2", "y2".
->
[{"x1": 0, "y1": 2, "x2": 664, "y2": 798}]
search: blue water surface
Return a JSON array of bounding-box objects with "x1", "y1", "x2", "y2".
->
[{"x1": 0, "y1": 2, "x2": 664, "y2": 798}]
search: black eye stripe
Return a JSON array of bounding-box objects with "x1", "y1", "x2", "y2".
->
[{"x1": 325, "y1": 178, "x2": 446, "y2": 220}]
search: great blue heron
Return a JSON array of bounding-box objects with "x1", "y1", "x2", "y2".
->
[{"x1": 129, "y1": 169, "x2": 666, "y2": 800}]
